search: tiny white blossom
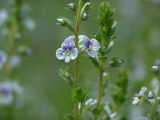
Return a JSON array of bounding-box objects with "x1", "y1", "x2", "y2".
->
[
  {"x1": 132, "y1": 95, "x2": 140, "y2": 105},
  {"x1": 56, "y1": 36, "x2": 78, "y2": 63},
  {"x1": 85, "y1": 98, "x2": 97, "y2": 106},
  {"x1": 138, "y1": 87, "x2": 147, "y2": 96},
  {"x1": 0, "y1": 10, "x2": 8, "y2": 25}
]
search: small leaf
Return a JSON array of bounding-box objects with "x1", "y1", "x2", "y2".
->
[
  {"x1": 59, "y1": 68, "x2": 77, "y2": 87},
  {"x1": 71, "y1": 87, "x2": 88, "y2": 103},
  {"x1": 63, "y1": 114, "x2": 74, "y2": 120},
  {"x1": 92, "y1": 104, "x2": 104, "y2": 116}
]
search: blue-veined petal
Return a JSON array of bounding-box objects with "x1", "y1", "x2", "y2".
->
[
  {"x1": 65, "y1": 56, "x2": 70, "y2": 63},
  {"x1": 62, "y1": 36, "x2": 75, "y2": 49},
  {"x1": 78, "y1": 35, "x2": 91, "y2": 50},
  {"x1": 90, "y1": 39, "x2": 100, "y2": 51},
  {"x1": 70, "y1": 48, "x2": 78, "y2": 60},
  {"x1": 87, "y1": 50, "x2": 98, "y2": 58},
  {"x1": 56, "y1": 48, "x2": 65, "y2": 60}
]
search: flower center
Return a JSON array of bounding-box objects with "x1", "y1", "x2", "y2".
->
[
  {"x1": 88, "y1": 45, "x2": 93, "y2": 50},
  {"x1": 65, "y1": 49, "x2": 71, "y2": 56},
  {"x1": 84, "y1": 40, "x2": 91, "y2": 48}
]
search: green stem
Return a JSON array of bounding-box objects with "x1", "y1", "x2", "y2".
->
[
  {"x1": 94, "y1": 63, "x2": 105, "y2": 120},
  {"x1": 73, "y1": 0, "x2": 82, "y2": 120},
  {"x1": 74, "y1": 0, "x2": 82, "y2": 82},
  {"x1": 149, "y1": 70, "x2": 160, "y2": 120},
  {"x1": 2, "y1": 18, "x2": 16, "y2": 79},
  {"x1": 97, "y1": 63, "x2": 104, "y2": 104}
]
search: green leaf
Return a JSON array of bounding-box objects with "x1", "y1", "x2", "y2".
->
[
  {"x1": 59, "y1": 68, "x2": 77, "y2": 87},
  {"x1": 63, "y1": 114, "x2": 74, "y2": 120},
  {"x1": 71, "y1": 87, "x2": 88, "y2": 103},
  {"x1": 92, "y1": 104, "x2": 104, "y2": 116}
]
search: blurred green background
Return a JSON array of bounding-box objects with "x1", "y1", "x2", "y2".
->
[{"x1": 0, "y1": 0, "x2": 160, "y2": 120}]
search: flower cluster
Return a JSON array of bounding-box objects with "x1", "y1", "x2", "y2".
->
[
  {"x1": 56, "y1": 35, "x2": 100, "y2": 63},
  {"x1": 132, "y1": 87, "x2": 154, "y2": 105},
  {"x1": 0, "y1": 80, "x2": 22, "y2": 105}
]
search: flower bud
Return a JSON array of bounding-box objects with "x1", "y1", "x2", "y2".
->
[
  {"x1": 147, "y1": 91, "x2": 154, "y2": 99},
  {"x1": 152, "y1": 66, "x2": 159, "y2": 72},
  {"x1": 81, "y1": 12, "x2": 88, "y2": 21},
  {"x1": 56, "y1": 17, "x2": 74, "y2": 32},
  {"x1": 67, "y1": 3, "x2": 76, "y2": 11},
  {"x1": 138, "y1": 87, "x2": 147, "y2": 96},
  {"x1": 107, "y1": 41, "x2": 114, "y2": 51},
  {"x1": 152, "y1": 66, "x2": 159, "y2": 76},
  {"x1": 57, "y1": 18, "x2": 65, "y2": 25}
]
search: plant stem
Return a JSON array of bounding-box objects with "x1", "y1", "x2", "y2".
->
[
  {"x1": 149, "y1": 70, "x2": 160, "y2": 120},
  {"x1": 94, "y1": 63, "x2": 105, "y2": 120},
  {"x1": 73, "y1": 0, "x2": 82, "y2": 120},
  {"x1": 2, "y1": 18, "x2": 16, "y2": 79},
  {"x1": 74, "y1": 0, "x2": 82, "y2": 82},
  {"x1": 97, "y1": 63, "x2": 104, "y2": 104}
]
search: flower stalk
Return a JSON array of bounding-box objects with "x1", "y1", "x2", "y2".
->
[
  {"x1": 149, "y1": 66, "x2": 160, "y2": 120},
  {"x1": 97, "y1": 63, "x2": 104, "y2": 104},
  {"x1": 74, "y1": 0, "x2": 82, "y2": 82},
  {"x1": 73, "y1": 0, "x2": 83, "y2": 119}
]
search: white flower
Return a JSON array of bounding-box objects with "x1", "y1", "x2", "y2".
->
[
  {"x1": 23, "y1": 18, "x2": 35, "y2": 31},
  {"x1": 132, "y1": 95, "x2": 140, "y2": 105},
  {"x1": 9, "y1": 55, "x2": 21, "y2": 69},
  {"x1": 138, "y1": 87, "x2": 147, "y2": 96},
  {"x1": 56, "y1": 36, "x2": 78, "y2": 63},
  {"x1": 78, "y1": 35, "x2": 100, "y2": 58},
  {"x1": 0, "y1": 10, "x2": 8, "y2": 25},
  {"x1": 85, "y1": 98, "x2": 97, "y2": 106}
]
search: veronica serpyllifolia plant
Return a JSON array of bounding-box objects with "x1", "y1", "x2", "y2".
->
[{"x1": 56, "y1": 0, "x2": 126, "y2": 120}]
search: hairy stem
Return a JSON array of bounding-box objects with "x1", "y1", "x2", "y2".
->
[
  {"x1": 97, "y1": 63, "x2": 104, "y2": 104},
  {"x1": 73, "y1": 0, "x2": 82, "y2": 120},
  {"x1": 2, "y1": 18, "x2": 16, "y2": 79},
  {"x1": 149, "y1": 70, "x2": 160, "y2": 120}
]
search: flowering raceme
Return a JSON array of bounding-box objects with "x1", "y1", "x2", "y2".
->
[{"x1": 56, "y1": 35, "x2": 100, "y2": 63}]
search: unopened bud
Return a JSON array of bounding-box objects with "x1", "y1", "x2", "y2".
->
[
  {"x1": 152, "y1": 66, "x2": 159, "y2": 74},
  {"x1": 147, "y1": 91, "x2": 154, "y2": 99},
  {"x1": 81, "y1": 12, "x2": 88, "y2": 21},
  {"x1": 67, "y1": 3, "x2": 76, "y2": 11}
]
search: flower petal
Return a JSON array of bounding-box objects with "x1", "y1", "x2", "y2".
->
[
  {"x1": 91, "y1": 39, "x2": 100, "y2": 51},
  {"x1": 87, "y1": 50, "x2": 98, "y2": 58},
  {"x1": 65, "y1": 56, "x2": 70, "y2": 63},
  {"x1": 61, "y1": 35, "x2": 75, "y2": 49},
  {"x1": 56, "y1": 48, "x2": 65, "y2": 60},
  {"x1": 78, "y1": 35, "x2": 91, "y2": 51},
  {"x1": 70, "y1": 48, "x2": 78, "y2": 60}
]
